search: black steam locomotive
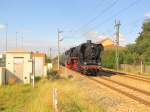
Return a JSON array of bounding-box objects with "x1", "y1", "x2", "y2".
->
[{"x1": 60, "y1": 40, "x2": 104, "y2": 76}]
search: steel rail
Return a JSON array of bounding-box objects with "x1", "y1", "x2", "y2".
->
[
  {"x1": 60, "y1": 66, "x2": 150, "y2": 107},
  {"x1": 101, "y1": 76, "x2": 150, "y2": 96},
  {"x1": 88, "y1": 76, "x2": 150, "y2": 107},
  {"x1": 103, "y1": 70, "x2": 150, "y2": 83}
]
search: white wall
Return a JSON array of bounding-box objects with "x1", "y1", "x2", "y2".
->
[
  {"x1": 6, "y1": 53, "x2": 32, "y2": 84},
  {"x1": 34, "y1": 57, "x2": 45, "y2": 77}
]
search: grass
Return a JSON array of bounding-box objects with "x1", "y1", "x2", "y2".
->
[
  {"x1": 53, "y1": 79, "x2": 104, "y2": 112},
  {"x1": 0, "y1": 84, "x2": 34, "y2": 112},
  {"x1": 0, "y1": 78, "x2": 104, "y2": 112}
]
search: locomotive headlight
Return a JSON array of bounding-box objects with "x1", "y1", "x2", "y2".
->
[{"x1": 84, "y1": 62, "x2": 87, "y2": 65}]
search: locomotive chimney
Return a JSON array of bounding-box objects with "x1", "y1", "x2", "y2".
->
[{"x1": 87, "y1": 40, "x2": 92, "y2": 44}]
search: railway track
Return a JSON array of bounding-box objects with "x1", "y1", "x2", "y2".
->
[
  {"x1": 66, "y1": 69, "x2": 150, "y2": 107},
  {"x1": 60, "y1": 66, "x2": 150, "y2": 107},
  {"x1": 85, "y1": 75, "x2": 150, "y2": 107},
  {"x1": 100, "y1": 76, "x2": 150, "y2": 96},
  {"x1": 119, "y1": 75, "x2": 150, "y2": 83},
  {"x1": 102, "y1": 70, "x2": 150, "y2": 83}
]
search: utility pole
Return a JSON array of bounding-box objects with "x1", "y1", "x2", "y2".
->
[
  {"x1": 21, "y1": 32, "x2": 23, "y2": 48},
  {"x1": 16, "y1": 32, "x2": 18, "y2": 48},
  {"x1": 32, "y1": 56, "x2": 35, "y2": 88},
  {"x1": 5, "y1": 24, "x2": 8, "y2": 51},
  {"x1": 49, "y1": 47, "x2": 51, "y2": 59},
  {"x1": 115, "y1": 20, "x2": 121, "y2": 71},
  {"x1": 57, "y1": 29, "x2": 63, "y2": 71}
]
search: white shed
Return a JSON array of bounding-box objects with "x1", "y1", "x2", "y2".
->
[
  {"x1": 6, "y1": 48, "x2": 32, "y2": 84},
  {"x1": 32, "y1": 52, "x2": 45, "y2": 77}
]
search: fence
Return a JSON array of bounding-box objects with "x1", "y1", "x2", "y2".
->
[{"x1": 120, "y1": 64, "x2": 150, "y2": 74}]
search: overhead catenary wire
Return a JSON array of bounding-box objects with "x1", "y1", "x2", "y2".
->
[
  {"x1": 76, "y1": 0, "x2": 119, "y2": 32},
  {"x1": 123, "y1": 17, "x2": 144, "y2": 34},
  {"x1": 62, "y1": 0, "x2": 140, "y2": 49},
  {"x1": 68, "y1": 0, "x2": 108, "y2": 37},
  {"x1": 83, "y1": 0, "x2": 140, "y2": 35}
]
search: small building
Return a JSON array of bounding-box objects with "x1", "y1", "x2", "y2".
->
[
  {"x1": 6, "y1": 48, "x2": 32, "y2": 84},
  {"x1": 32, "y1": 52, "x2": 45, "y2": 77},
  {"x1": 100, "y1": 38, "x2": 114, "y2": 47},
  {"x1": 97, "y1": 38, "x2": 123, "y2": 49}
]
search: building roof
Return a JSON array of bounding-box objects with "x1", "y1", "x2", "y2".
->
[
  {"x1": 101, "y1": 38, "x2": 114, "y2": 46},
  {"x1": 32, "y1": 52, "x2": 45, "y2": 57},
  {"x1": 97, "y1": 38, "x2": 123, "y2": 49},
  {"x1": 100, "y1": 38, "x2": 112, "y2": 43},
  {"x1": 6, "y1": 48, "x2": 31, "y2": 54}
]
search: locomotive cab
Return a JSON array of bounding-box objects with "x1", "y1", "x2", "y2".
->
[{"x1": 66, "y1": 57, "x2": 79, "y2": 71}]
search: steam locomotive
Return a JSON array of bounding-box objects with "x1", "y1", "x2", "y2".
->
[{"x1": 60, "y1": 40, "x2": 104, "y2": 76}]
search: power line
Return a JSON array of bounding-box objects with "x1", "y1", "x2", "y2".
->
[
  {"x1": 95, "y1": 1, "x2": 105, "y2": 8},
  {"x1": 68, "y1": 1, "x2": 108, "y2": 37},
  {"x1": 77, "y1": 0, "x2": 119, "y2": 32},
  {"x1": 21, "y1": 32, "x2": 23, "y2": 48},
  {"x1": 78, "y1": 0, "x2": 106, "y2": 21},
  {"x1": 5, "y1": 24, "x2": 8, "y2": 51},
  {"x1": 16, "y1": 32, "x2": 18, "y2": 48},
  {"x1": 84, "y1": 0, "x2": 139, "y2": 34}
]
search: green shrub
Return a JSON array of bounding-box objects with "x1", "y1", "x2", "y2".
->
[
  {"x1": 101, "y1": 49, "x2": 116, "y2": 68},
  {"x1": 101, "y1": 48, "x2": 126, "y2": 69},
  {"x1": 35, "y1": 76, "x2": 41, "y2": 82},
  {"x1": 144, "y1": 62, "x2": 150, "y2": 65},
  {"x1": 47, "y1": 70, "x2": 60, "y2": 80}
]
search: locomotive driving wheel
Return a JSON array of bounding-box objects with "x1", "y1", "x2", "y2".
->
[{"x1": 91, "y1": 70, "x2": 97, "y2": 76}]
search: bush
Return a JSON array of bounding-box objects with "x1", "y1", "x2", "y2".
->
[
  {"x1": 101, "y1": 48, "x2": 126, "y2": 69},
  {"x1": 144, "y1": 62, "x2": 150, "y2": 65},
  {"x1": 47, "y1": 70, "x2": 60, "y2": 80},
  {"x1": 35, "y1": 77, "x2": 41, "y2": 82},
  {"x1": 101, "y1": 49, "x2": 116, "y2": 68}
]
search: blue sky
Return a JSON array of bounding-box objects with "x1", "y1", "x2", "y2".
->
[{"x1": 0, "y1": 0, "x2": 150, "y2": 55}]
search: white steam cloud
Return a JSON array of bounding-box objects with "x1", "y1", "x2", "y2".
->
[
  {"x1": 84, "y1": 31, "x2": 110, "y2": 43},
  {"x1": 144, "y1": 12, "x2": 150, "y2": 18}
]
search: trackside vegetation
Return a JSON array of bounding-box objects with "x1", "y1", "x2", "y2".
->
[
  {"x1": 0, "y1": 84, "x2": 35, "y2": 112},
  {"x1": 101, "y1": 19, "x2": 150, "y2": 68},
  {"x1": 0, "y1": 77, "x2": 104, "y2": 112}
]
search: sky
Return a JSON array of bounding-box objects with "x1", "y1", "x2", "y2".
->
[{"x1": 0, "y1": 0, "x2": 150, "y2": 56}]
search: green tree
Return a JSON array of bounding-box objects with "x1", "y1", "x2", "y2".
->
[
  {"x1": 101, "y1": 19, "x2": 150, "y2": 68},
  {"x1": 135, "y1": 19, "x2": 150, "y2": 62},
  {"x1": 101, "y1": 49, "x2": 116, "y2": 68},
  {"x1": 45, "y1": 55, "x2": 51, "y2": 63},
  {"x1": 123, "y1": 45, "x2": 140, "y2": 64},
  {"x1": 101, "y1": 48, "x2": 124, "y2": 68}
]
